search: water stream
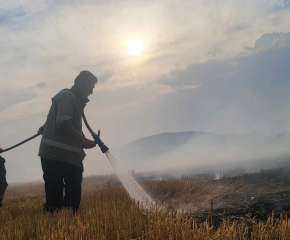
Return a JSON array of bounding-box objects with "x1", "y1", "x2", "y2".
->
[{"x1": 105, "y1": 151, "x2": 155, "y2": 209}]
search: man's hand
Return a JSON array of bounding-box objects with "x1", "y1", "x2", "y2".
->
[
  {"x1": 81, "y1": 138, "x2": 96, "y2": 149},
  {"x1": 62, "y1": 125, "x2": 96, "y2": 149},
  {"x1": 0, "y1": 148, "x2": 3, "y2": 153},
  {"x1": 38, "y1": 125, "x2": 45, "y2": 135}
]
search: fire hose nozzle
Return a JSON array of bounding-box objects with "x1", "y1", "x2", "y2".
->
[{"x1": 92, "y1": 130, "x2": 109, "y2": 153}]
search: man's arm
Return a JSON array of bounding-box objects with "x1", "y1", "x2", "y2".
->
[{"x1": 56, "y1": 91, "x2": 96, "y2": 149}]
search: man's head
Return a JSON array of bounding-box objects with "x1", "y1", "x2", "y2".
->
[{"x1": 74, "y1": 71, "x2": 98, "y2": 97}]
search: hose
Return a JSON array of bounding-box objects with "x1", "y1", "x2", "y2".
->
[
  {"x1": 0, "y1": 134, "x2": 40, "y2": 153},
  {"x1": 80, "y1": 110, "x2": 109, "y2": 153}
]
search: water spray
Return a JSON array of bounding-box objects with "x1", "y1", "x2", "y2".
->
[{"x1": 80, "y1": 105, "x2": 156, "y2": 209}]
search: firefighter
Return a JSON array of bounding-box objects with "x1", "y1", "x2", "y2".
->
[
  {"x1": 38, "y1": 71, "x2": 106, "y2": 213},
  {"x1": 0, "y1": 148, "x2": 8, "y2": 208}
]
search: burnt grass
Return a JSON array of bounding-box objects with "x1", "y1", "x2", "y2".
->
[
  {"x1": 84, "y1": 166, "x2": 290, "y2": 228},
  {"x1": 193, "y1": 168, "x2": 290, "y2": 226}
]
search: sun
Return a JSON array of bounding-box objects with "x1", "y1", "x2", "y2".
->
[{"x1": 127, "y1": 39, "x2": 144, "y2": 55}]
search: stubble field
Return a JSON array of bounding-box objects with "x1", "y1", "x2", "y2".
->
[{"x1": 1, "y1": 169, "x2": 290, "y2": 240}]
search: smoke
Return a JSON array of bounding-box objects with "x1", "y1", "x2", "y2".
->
[{"x1": 114, "y1": 132, "x2": 290, "y2": 178}]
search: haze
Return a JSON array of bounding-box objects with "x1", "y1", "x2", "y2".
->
[{"x1": 0, "y1": 0, "x2": 290, "y2": 182}]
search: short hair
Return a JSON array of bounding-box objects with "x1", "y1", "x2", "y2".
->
[{"x1": 74, "y1": 71, "x2": 98, "y2": 85}]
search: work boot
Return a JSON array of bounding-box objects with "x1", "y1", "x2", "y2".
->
[{"x1": 43, "y1": 204, "x2": 62, "y2": 213}]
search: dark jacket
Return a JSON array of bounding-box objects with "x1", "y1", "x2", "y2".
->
[
  {"x1": 0, "y1": 155, "x2": 8, "y2": 208},
  {"x1": 38, "y1": 85, "x2": 89, "y2": 166}
]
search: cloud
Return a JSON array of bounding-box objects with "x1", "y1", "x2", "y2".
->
[
  {"x1": 224, "y1": 24, "x2": 249, "y2": 36},
  {"x1": 273, "y1": 0, "x2": 290, "y2": 10},
  {"x1": 0, "y1": 89, "x2": 37, "y2": 112},
  {"x1": 158, "y1": 59, "x2": 235, "y2": 88},
  {"x1": 254, "y1": 31, "x2": 290, "y2": 50},
  {"x1": 119, "y1": 33, "x2": 290, "y2": 139},
  {"x1": 0, "y1": 7, "x2": 26, "y2": 26},
  {"x1": 160, "y1": 33, "x2": 290, "y2": 91},
  {"x1": 97, "y1": 72, "x2": 112, "y2": 83},
  {"x1": 34, "y1": 82, "x2": 46, "y2": 89}
]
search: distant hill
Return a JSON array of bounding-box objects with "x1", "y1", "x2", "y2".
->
[
  {"x1": 113, "y1": 131, "x2": 290, "y2": 173},
  {"x1": 114, "y1": 131, "x2": 235, "y2": 161}
]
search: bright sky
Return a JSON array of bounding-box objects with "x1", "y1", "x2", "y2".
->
[{"x1": 0, "y1": 0, "x2": 290, "y2": 182}]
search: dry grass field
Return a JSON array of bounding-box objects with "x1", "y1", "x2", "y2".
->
[{"x1": 1, "y1": 169, "x2": 290, "y2": 239}]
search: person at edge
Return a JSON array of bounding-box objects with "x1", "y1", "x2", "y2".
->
[
  {"x1": 0, "y1": 148, "x2": 8, "y2": 208},
  {"x1": 38, "y1": 71, "x2": 106, "y2": 213}
]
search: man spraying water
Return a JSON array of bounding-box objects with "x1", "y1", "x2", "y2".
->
[
  {"x1": 1, "y1": 70, "x2": 154, "y2": 213},
  {"x1": 38, "y1": 71, "x2": 108, "y2": 213}
]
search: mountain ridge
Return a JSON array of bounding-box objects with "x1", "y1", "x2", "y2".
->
[{"x1": 113, "y1": 131, "x2": 290, "y2": 167}]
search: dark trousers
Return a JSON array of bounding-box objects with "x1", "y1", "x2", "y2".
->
[
  {"x1": 0, "y1": 156, "x2": 8, "y2": 208},
  {"x1": 41, "y1": 158, "x2": 83, "y2": 213}
]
